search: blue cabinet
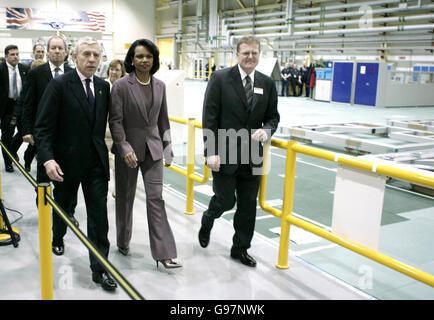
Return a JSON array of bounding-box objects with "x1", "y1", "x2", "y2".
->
[
  {"x1": 331, "y1": 62, "x2": 354, "y2": 103},
  {"x1": 354, "y1": 62, "x2": 379, "y2": 106}
]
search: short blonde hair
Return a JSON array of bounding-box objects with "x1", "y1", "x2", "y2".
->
[
  {"x1": 31, "y1": 59, "x2": 45, "y2": 69},
  {"x1": 236, "y1": 36, "x2": 261, "y2": 53}
]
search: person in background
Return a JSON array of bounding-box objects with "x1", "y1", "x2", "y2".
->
[
  {"x1": 104, "y1": 59, "x2": 126, "y2": 198},
  {"x1": 109, "y1": 39, "x2": 181, "y2": 269},
  {"x1": 300, "y1": 62, "x2": 308, "y2": 97},
  {"x1": 305, "y1": 63, "x2": 316, "y2": 98},
  {"x1": 289, "y1": 62, "x2": 300, "y2": 96},
  {"x1": 97, "y1": 54, "x2": 109, "y2": 79},
  {"x1": 34, "y1": 37, "x2": 116, "y2": 291},
  {"x1": 9, "y1": 59, "x2": 44, "y2": 172},
  {"x1": 280, "y1": 62, "x2": 291, "y2": 97},
  {"x1": 199, "y1": 36, "x2": 280, "y2": 267},
  {"x1": 22, "y1": 36, "x2": 73, "y2": 180},
  {"x1": 0, "y1": 44, "x2": 29, "y2": 172},
  {"x1": 29, "y1": 44, "x2": 45, "y2": 65}
]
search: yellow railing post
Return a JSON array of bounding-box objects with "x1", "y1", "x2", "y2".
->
[
  {"x1": 276, "y1": 141, "x2": 298, "y2": 269},
  {"x1": 38, "y1": 183, "x2": 53, "y2": 300},
  {"x1": 185, "y1": 118, "x2": 196, "y2": 215}
]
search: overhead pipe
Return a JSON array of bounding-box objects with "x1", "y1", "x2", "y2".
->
[
  {"x1": 292, "y1": 23, "x2": 434, "y2": 37},
  {"x1": 293, "y1": 14, "x2": 434, "y2": 29},
  {"x1": 293, "y1": 4, "x2": 434, "y2": 22},
  {"x1": 286, "y1": 0, "x2": 293, "y2": 35},
  {"x1": 283, "y1": 34, "x2": 434, "y2": 45},
  {"x1": 227, "y1": 18, "x2": 286, "y2": 28},
  {"x1": 223, "y1": 11, "x2": 285, "y2": 22},
  {"x1": 196, "y1": 0, "x2": 203, "y2": 30},
  {"x1": 177, "y1": 0, "x2": 183, "y2": 37},
  {"x1": 229, "y1": 25, "x2": 287, "y2": 34},
  {"x1": 294, "y1": 0, "x2": 411, "y2": 14},
  {"x1": 228, "y1": 24, "x2": 434, "y2": 45},
  {"x1": 223, "y1": 2, "x2": 434, "y2": 46}
]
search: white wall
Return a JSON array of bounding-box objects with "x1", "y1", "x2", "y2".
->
[{"x1": 0, "y1": 0, "x2": 154, "y2": 60}]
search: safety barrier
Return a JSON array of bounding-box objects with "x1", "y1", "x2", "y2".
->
[
  {"x1": 260, "y1": 140, "x2": 434, "y2": 287},
  {"x1": 167, "y1": 118, "x2": 434, "y2": 288},
  {"x1": 167, "y1": 117, "x2": 210, "y2": 214},
  {"x1": 0, "y1": 140, "x2": 144, "y2": 300}
]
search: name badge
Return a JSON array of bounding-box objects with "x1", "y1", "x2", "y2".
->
[{"x1": 254, "y1": 87, "x2": 263, "y2": 95}]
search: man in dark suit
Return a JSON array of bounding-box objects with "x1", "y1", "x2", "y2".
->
[
  {"x1": 34, "y1": 37, "x2": 116, "y2": 291},
  {"x1": 199, "y1": 36, "x2": 280, "y2": 267},
  {"x1": 280, "y1": 62, "x2": 291, "y2": 97},
  {"x1": 0, "y1": 45, "x2": 29, "y2": 172},
  {"x1": 21, "y1": 36, "x2": 72, "y2": 176},
  {"x1": 290, "y1": 62, "x2": 300, "y2": 96}
]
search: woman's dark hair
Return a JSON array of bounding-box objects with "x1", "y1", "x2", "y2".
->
[{"x1": 124, "y1": 39, "x2": 160, "y2": 75}]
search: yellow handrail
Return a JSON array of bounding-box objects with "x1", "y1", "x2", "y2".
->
[
  {"x1": 261, "y1": 141, "x2": 434, "y2": 287},
  {"x1": 167, "y1": 116, "x2": 209, "y2": 214},
  {"x1": 0, "y1": 140, "x2": 144, "y2": 300},
  {"x1": 165, "y1": 117, "x2": 434, "y2": 287}
]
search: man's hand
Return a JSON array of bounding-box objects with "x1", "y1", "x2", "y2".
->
[
  {"x1": 124, "y1": 152, "x2": 138, "y2": 168},
  {"x1": 206, "y1": 155, "x2": 220, "y2": 172},
  {"x1": 251, "y1": 129, "x2": 268, "y2": 142},
  {"x1": 23, "y1": 134, "x2": 35, "y2": 145},
  {"x1": 44, "y1": 160, "x2": 64, "y2": 182}
]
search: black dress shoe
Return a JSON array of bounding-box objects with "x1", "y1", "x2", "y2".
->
[
  {"x1": 52, "y1": 244, "x2": 65, "y2": 256},
  {"x1": 92, "y1": 271, "x2": 117, "y2": 291},
  {"x1": 230, "y1": 252, "x2": 257, "y2": 267},
  {"x1": 5, "y1": 165, "x2": 14, "y2": 172},
  {"x1": 118, "y1": 246, "x2": 129, "y2": 255},
  {"x1": 198, "y1": 226, "x2": 210, "y2": 248}
]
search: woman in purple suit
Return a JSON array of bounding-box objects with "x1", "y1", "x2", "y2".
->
[{"x1": 109, "y1": 39, "x2": 181, "y2": 269}]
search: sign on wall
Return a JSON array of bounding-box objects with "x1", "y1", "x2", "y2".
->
[{"x1": 5, "y1": 7, "x2": 106, "y2": 32}]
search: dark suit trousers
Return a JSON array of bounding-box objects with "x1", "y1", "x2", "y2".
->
[
  {"x1": 290, "y1": 78, "x2": 298, "y2": 96},
  {"x1": 281, "y1": 79, "x2": 289, "y2": 97},
  {"x1": 52, "y1": 160, "x2": 109, "y2": 273},
  {"x1": 202, "y1": 164, "x2": 260, "y2": 255},
  {"x1": 11, "y1": 115, "x2": 36, "y2": 165},
  {"x1": 115, "y1": 149, "x2": 177, "y2": 261},
  {"x1": 1, "y1": 99, "x2": 16, "y2": 167}
]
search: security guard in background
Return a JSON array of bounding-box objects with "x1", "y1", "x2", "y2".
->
[{"x1": 289, "y1": 62, "x2": 300, "y2": 96}]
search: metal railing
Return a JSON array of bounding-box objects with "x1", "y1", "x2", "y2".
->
[
  {"x1": 260, "y1": 139, "x2": 434, "y2": 287},
  {"x1": 167, "y1": 117, "x2": 210, "y2": 214},
  {"x1": 166, "y1": 118, "x2": 434, "y2": 288},
  {"x1": 0, "y1": 140, "x2": 144, "y2": 300}
]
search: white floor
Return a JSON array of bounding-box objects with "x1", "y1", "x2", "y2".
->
[{"x1": 0, "y1": 166, "x2": 371, "y2": 300}]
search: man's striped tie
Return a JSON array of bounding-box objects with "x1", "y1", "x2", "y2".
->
[{"x1": 244, "y1": 75, "x2": 253, "y2": 107}]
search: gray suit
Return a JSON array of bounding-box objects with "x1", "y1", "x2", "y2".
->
[{"x1": 109, "y1": 72, "x2": 176, "y2": 260}]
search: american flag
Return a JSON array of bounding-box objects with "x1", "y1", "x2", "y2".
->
[
  {"x1": 83, "y1": 11, "x2": 106, "y2": 32},
  {"x1": 5, "y1": 7, "x2": 106, "y2": 32}
]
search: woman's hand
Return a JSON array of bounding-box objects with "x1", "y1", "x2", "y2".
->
[{"x1": 124, "y1": 152, "x2": 138, "y2": 168}]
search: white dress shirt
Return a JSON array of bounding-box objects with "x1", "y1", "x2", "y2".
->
[
  {"x1": 76, "y1": 68, "x2": 95, "y2": 97},
  {"x1": 49, "y1": 61, "x2": 65, "y2": 78},
  {"x1": 6, "y1": 61, "x2": 22, "y2": 99},
  {"x1": 238, "y1": 64, "x2": 255, "y2": 87}
]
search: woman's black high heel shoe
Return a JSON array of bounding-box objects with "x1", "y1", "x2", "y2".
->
[{"x1": 156, "y1": 259, "x2": 182, "y2": 269}]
